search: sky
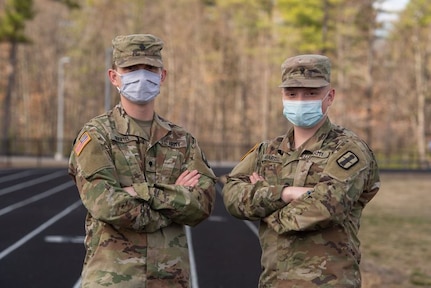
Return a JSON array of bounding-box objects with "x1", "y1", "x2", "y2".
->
[
  {"x1": 377, "y1": 0, "x2": 410, "y2": 23},
  {"x1": 381, "y1": 0, "x2": 409, "y2": 11}
]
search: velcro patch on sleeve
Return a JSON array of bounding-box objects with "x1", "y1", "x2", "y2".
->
[
  {"x1": 336, "y1": 151, "x2": 359, "y2": 170},
  {"x1": 75, "y1": 130, "x2": 114, "y2": 178},
  {"x1": 240, "y1": 142, "x2": 260, "y2": 161},
  {"x1": 74, "y1": 132, "x2": 92, "y2": 156},
  {"x1": 325, "y1": 142, "x2": 368, "y2": 182}
]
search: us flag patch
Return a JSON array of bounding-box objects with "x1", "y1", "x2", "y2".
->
[
  {"x1": 74, "y1": 132, "x2": 91, "y2": 156},
  {"x1": 337, "y1": 151, "x2": 359, "y2": 170}
]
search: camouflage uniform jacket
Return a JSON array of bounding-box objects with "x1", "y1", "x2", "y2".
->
[
  {"x1": 69, "y1": 104, "x2": 216, "y2": 288},
  {"x1": 223, "y1": 118, "x2": 380, "y2": 288}
]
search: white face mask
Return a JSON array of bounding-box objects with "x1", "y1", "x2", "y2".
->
[
  {"x1": 282, "y1": 90, "x2": 330, "y2": 128},
  {"x1": 116, "y1": 69, "x2": 161, "y2": 104}
]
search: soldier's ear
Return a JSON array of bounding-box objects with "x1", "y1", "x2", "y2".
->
[
  {"x1": 328, "y1": 89, "x2": 335, "y2": 104},
  {"x1": 160, "y1": 69, "x2": 167, "y2": 83},
  {"x1": 108, "y1": 69, "x2": 120, "y2": 86}
]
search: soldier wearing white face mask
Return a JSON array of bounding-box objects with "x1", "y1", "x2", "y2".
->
[
  {"x1": 223, "y1": 54, "x2": 380, "y2": 288},
  {"x1": 69, "y1": 34, "x2": 216, "y2": 288},
  {"x1": 115, "y1": 68, "x2": 162, "y2": 104}
]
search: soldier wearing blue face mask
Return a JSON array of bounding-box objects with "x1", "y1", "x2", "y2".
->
[
  {"x1": 69, "y1": 34, "x2": 216, "y2": 288},
  {"x1": 223, "y1": 54, "x2": 380, "y2": 288}
]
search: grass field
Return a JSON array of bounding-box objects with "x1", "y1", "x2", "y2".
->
[{"x1": 360, "y1": 172, "x2": 431, "y2": 288}]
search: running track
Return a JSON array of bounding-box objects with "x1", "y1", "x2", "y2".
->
[{"x1": 0, "y1": 167, "x2": 261, "y2": 288}]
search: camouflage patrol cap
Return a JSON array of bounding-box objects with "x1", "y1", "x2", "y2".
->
[
  {"x1": 112, "y1": 34, "x2": 163, "y2": 68},
  {"x1": 279, "y1": 54, "x2": 330, "y2": 88}
]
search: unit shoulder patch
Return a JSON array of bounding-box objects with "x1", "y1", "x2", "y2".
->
[
  {"x1": 336, "y1": 151, "x2": 359, "y2": 170},
  {"x1": 74, "y1": 132, "x2": 92, "y2": 156}
]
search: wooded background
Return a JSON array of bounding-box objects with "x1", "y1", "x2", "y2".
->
[{"x1": 1, "y1": 0, "x2": 430, "y2": 167}]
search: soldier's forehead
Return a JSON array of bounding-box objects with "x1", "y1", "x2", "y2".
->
[{"x1": 283, "y1": 87, "x2": 326, "y2": 92}]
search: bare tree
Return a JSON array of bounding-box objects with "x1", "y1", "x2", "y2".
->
[{"x1": 0, "y1": 0, "x2": 34, "y2": 154}]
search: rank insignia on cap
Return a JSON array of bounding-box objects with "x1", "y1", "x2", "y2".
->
[
  {"x1": 337, "y1": 151, "x2": 359, "y2": 170},
  {"x1": 74, "y1": 132, "x2": 91, "y2": 156}
]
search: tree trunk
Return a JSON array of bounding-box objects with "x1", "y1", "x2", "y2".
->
[
  {"x1": 2, "y1": 40, "x2": 18, "y2": 155},
  {"x1": 413, "y1": 31, "x2": 427, "y2": 168}
]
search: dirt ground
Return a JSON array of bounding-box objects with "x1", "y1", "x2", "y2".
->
[{"x1": 360, "y1": 172, "x2": 431, "y2": 288}]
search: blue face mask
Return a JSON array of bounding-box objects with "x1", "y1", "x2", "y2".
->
[
  {"x1": 282, "y1": 91, "x2": 330, "y2": 128},
  {"x1": 116, "y1": 69, "x2": 161, "y2": 104}
]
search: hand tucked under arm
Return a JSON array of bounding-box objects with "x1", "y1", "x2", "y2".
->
[
  {"x1": 250, "y1": 172, "x2": 310, "y2": 204},
  {"x1": 76, "y1": 172, "x2": 172, "y2": 233},
  {"x1": 175, "y1": 169, "x2": 201, "y2": 187},
  {"x1": 126, "y1": 170, "x2": 201, "y2": 197},
  {"x1": 223, "y1": 172, "x2": 287, "y2": 220},
  {"x1": 124, "y1": 186, "x2": 138, "y2": 197},
  {"x1": 280, "y1": 186, "x2": 311, "y2": 203},
  {"x1": 148, "y1": 169, "x2": 215, "y2": 227},
  {"x1": 249, "y1": 172, "x2": 264, "y2": 184}
]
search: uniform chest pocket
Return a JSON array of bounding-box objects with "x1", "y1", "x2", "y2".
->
[
  {"x1": 110, "y1": 134, "x2": 145, "y2": 186},
  {"x1": 259, "y1": 154, "x2": 283, "y2": 185},
  {"x1": 151, "y1": 139, "x2": 187, "y2": 184},
  {"x1": 296, "y1": 150, "x2": 331, "y2": 186}
]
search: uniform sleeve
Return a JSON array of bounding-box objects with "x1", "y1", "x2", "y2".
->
[
  {"x1": 147, "y1": 137, "x2": 217, "y2": 227},
  {"x1": 222, "y1": 144, "x2": 287, "y2": 221},
  {"x1": 264, "y1": 140, "x2": 380, "y2": 234},
  {"x1": 69, "y1": 126, "x2": 172, "y2": 233}
]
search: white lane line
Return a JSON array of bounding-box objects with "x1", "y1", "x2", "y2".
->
[
  {"x1": 0, "y1": 170, "x2": 66, "y2": 196},
  {"x1": 208, "y1": 215, "x2": 226, "y2": 222},
  {"x1": 44, "y1": 235, "x2": 84, "y2": 244},
  {"x1": 185, "y1": 226, "x2": 199, "y2": 288},
  {"x1": 72, "y1": 278, "x2": 81, "y2": 288},
  {"x1": 0, "y1": 181, "x2": 75, "y2": 217},
  {"x1": 0, "y1": 200, "x2": 82, "y2": 261},
  {"x1": 0, "y1": 170, "x2": 34, "y2": 184},
  {"x1": 244, "y1": 220, "x2": 259, "y2": 237}
]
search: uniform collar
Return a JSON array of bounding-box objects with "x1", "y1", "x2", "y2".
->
[
  {"x1": 112, "y1": 104, "x2": 172, "y2": 145},
  {"x1": 279, "y1": 118, "x2": 332, "y2": 155}
]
